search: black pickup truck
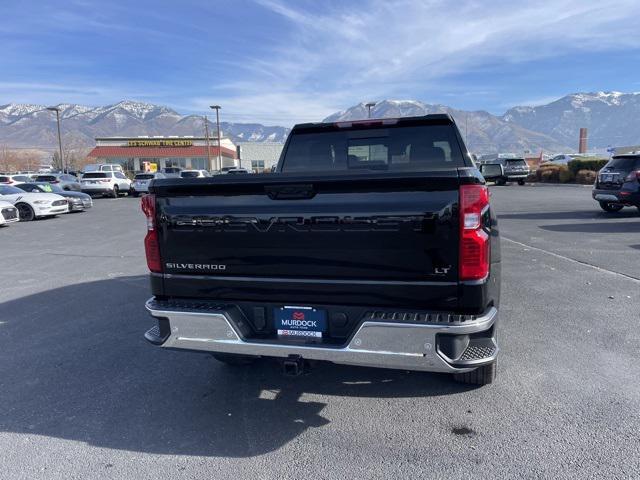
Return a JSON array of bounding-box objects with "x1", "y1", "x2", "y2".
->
[{"x1": 142, "y1": 114, "x2": 501, "y2": 385}]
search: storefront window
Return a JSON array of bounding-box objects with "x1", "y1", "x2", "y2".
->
[
  {"x1": 251, "y1": 160, "x2": 265, "y2": 172},
  {"x1": 190, "y1": 157, "x2": 208, "y2": 170}
]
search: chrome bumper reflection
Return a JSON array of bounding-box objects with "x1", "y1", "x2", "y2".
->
[{"x1": 145, "y1": 299, "x2": 498, "y2": 373}]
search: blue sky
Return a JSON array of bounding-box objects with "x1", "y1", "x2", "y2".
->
[{"x1": 1, "y1": 0, "x2": 640, "y2": 125}]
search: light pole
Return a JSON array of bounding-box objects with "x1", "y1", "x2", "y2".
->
[
  {"x1": 203, "y1": 115, "x2": 212, "y2": 170},
  {"x1": 46, "y1": 106, "x2": 64, "y2": 172},
  {"x1": 209, "y1": 105, "x2": 222, "y2": 171},
  {"x1": 366, "y1": 102, "x2": 376, "y2": 119}
]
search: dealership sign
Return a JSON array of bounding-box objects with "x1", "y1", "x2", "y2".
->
[{"x1": 127, "y1": 139, "x2": 193, "y2": 147}]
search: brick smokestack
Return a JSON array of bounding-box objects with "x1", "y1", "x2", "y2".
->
[{"x1": 578, "y1": 128, "x2": 588, "y2": 154}]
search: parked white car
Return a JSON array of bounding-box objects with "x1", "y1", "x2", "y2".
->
[
  {"x1": 0, "y1": 200, "x2": 19, "y2": 226},
  {"x1": 180, "y1": 170, "x2": 211, "y2": 178},
  {"x1": 0, "y1": 185, "x2": 69, "y2": 221},
  {"x1": 80, "y1": 171, "x2": 132, "y2": 198},
  {"x1": 0, "y1": 174, "x2": 32, "y2": 185}
]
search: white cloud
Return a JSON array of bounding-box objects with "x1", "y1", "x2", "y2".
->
[{"x1": 206, "y1": 0, "x2": 640, "y2": 124}]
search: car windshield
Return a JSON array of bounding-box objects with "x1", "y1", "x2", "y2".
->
[
  {"x1": 0, "y1": 185, "x2": 24, "y2": 195},
  {"x1": 35, "y1": 176, "x2": 56, "y2": 181},
  {"x1": 83, "y1": 173, "x2": 109, "y2": 179},
  {"x1": 606, "y1": 157, "x2": 640, "y2": 170},
  {"x1": 180, "y1": 171, "x2": 201, "y2": 178}
]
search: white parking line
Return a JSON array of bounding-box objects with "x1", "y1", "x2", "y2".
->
[{"x1": 502, "y1": 236, "x2": 640, "y2": 284}]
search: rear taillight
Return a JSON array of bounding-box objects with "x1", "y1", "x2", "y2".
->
[
  {"x1": 625, "y1": 170, "x2": 640, "y2": 182},
  {"x1": 141, "y1": 194, "x2": 162, "y2": 273},
  {"x1": 459, "y1": 184, "x2": 490, "y2": 281}
]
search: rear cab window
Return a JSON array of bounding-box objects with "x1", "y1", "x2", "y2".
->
[
  {"x1": 504, "y1": 159, "x2": 527, "y2": 167},
  {"x1": 280, "y1": 119, "x2": 466, "y2": 173}
]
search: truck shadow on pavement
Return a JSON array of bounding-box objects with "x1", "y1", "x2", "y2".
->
[{"x1": 0, "y1": 276, "x2": 472, "y2": 458}]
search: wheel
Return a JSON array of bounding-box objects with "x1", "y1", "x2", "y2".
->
[
  {"x1": 517, "y1": 179, "x2": 525, "y2": 186},
  {"x1": 211, "y1": 353, "x2": 258, "y2": 366},
  {"x1": 15, "y1": 202, "x2": 35, "y2": 221},
  {"x1": 599, "y1": 201, "x2": 623, "y2": 213},
  {"x1": 111, "y1": 185, "x2": 119, "y2": 198},
  {"x1": 453, "y1": 361, "x2": 496, "y2": 385},
  {"x1": 496, "y1": 178, "x2": 506, "y2": 186},
  {"x1": 130, "y1": 191, "x2": 139, "y2": 198}
]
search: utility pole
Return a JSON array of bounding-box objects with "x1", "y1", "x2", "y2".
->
[
  {"x1": 209, "y1": 105, "x2": 222, "y2": 171},
  {"x1": 203, "y1": 115, "x2": 212, "y2": 170},
  {"x1": 46, "y1": 106, "x2": 64, "y2": 172},
  {"x1": 366, "y1": 102, "x2": 376, "y2": 119}
]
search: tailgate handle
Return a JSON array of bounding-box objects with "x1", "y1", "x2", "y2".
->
[{"x1": 265, "y1": 184, "x2": 316, "y2": 200}]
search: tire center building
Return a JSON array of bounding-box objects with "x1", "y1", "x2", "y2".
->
[{"x1": 87, "y1": 136, "x2": 238, "y2": 172}]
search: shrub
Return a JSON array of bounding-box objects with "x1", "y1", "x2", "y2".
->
[
  {"x1": 558, "y1": 167, "x2": 575, "y2": 183},
  {"x1": 567, "y1": 158, "x2": 608, "y2": 175},
  {"x1": 575, "y1": 169, "x2": 597, "y2": 185}
]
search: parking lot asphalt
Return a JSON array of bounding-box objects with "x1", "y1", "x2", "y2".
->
[{"x1": 1, "y1": 186, "x2": 638, "y2": 480}]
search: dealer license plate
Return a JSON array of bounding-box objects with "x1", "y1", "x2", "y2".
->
[{"x1": 274, "y1": 306, "x2": 327, "y2": 339}]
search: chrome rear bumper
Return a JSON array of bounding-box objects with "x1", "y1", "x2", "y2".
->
[{"x1": 145, "y1": 298, "x2": 498, "y2": 373}]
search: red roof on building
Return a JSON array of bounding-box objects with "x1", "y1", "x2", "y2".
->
[{"x1": 88, "y1": 145, "x2": 237, "y2": 159}]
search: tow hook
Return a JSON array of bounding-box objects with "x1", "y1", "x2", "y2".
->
[{"x1": 282, "y1": 355, "x2": 308, "y2": 376}]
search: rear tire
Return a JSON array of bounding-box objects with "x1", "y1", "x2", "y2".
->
[
  {"x1": 517, "y1": 179, "x2": 525, "y2": 186},
  {"x1": 16, "y1": 202, "x2": 35, "y2": 221},
  {"x1": 453, "y1": 361, "x2": 496, "y2": 385},
  {"x1": 496, "y1": 178, "x2": 507, "y2": 186},
  {"x1": 131, "y1": 191, "x2": 139, "y2": 198},
  {"x1": 599, "y1": 201, "x2": 623, "y2": 212},
  {"x1": 111, "y1": 185, "x2": 119, "y2": 198},
  {"x1": 211, "y1": 353, "x2": 258, "y2": 366}
]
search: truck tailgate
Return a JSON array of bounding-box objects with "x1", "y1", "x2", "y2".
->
[{"x1": 152, "y1": 172, "x2": 461, "y2": 308}]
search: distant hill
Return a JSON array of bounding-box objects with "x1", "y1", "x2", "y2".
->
[
  {"x1": 502, "y1": 92, "x2": 640, "y2": 148},
  {"x1": 2, "y1": 92, "x2": 639, "y2": 154},
  {"x1": 0, "y1": 100, "x2": 291, "y2": 150},
  {"x1": 324, "y1": 100, "x2": 570, "y2": 154}
]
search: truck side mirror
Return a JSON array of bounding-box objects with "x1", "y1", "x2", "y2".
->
[{"x1": 479, "y1": 164, "x2": 504, "y2": 181}]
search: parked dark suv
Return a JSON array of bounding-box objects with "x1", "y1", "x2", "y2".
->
[
  {"x1": 592, "y1": 155, "x2": 640, "y2": 213},
  {"x1": 482, "y1": 158, "x2": 530, "y2": 185}
]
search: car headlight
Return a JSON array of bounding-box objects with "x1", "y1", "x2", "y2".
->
[{"x1": 33, "y1": 200, "x2": 49, "y2": 205}]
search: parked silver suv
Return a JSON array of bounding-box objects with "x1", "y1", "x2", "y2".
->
[{"x1": 130, "y1": 172, "x2": 165, "y2": 197}]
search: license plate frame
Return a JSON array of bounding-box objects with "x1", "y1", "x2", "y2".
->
[{"x1": 274, "y1": 306, "x2": 327, "y2": 340}]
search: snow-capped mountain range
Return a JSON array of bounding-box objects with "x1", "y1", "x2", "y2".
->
[
  {"x1": 324, "y1": 100, "x2": 569, "y2": 154},
  {"x1": 0, "y1": 100, "x2": 291, "y2": 149},
  {"x1": 501, "y1": 91, "x2": 640, "y2": 149},
  {"x1": 1, "y1": 93, "x2": 639, "y2": 153}
]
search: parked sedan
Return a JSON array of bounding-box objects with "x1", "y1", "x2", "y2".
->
[
  {"x1": 130, "y1": 172, "x2": 166, "y2": 197},
  {"x1": 32, "y1": 173, "x2": 82, "y2": 191},
  {"x1": 0, "y1": 184, "x2": 69, "y2": 221},
  {"x1": 0, "y1": 200, "x2": 19, "y2": 226},
  {"x1": 16, "y1": 182, "x2": 93, "y2": 212}
]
